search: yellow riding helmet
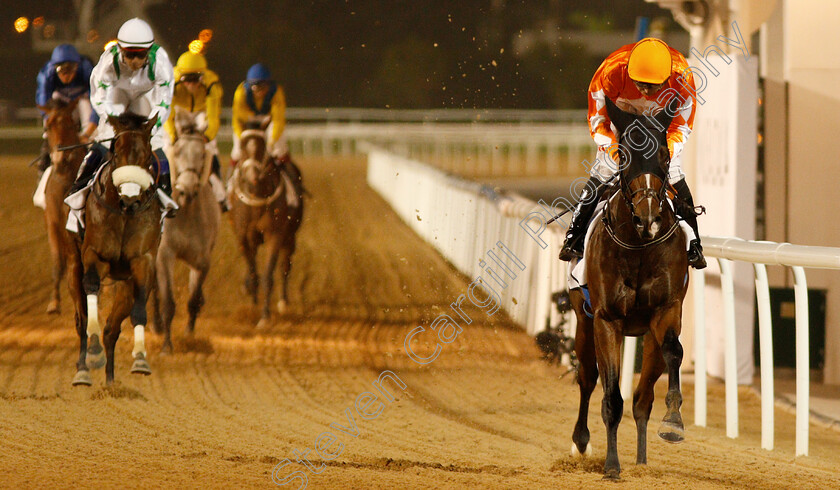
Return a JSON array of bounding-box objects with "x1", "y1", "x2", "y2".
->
[
  {"x1": 627, "y1": 38, "x2": 672, "y2": 84},
  {"x1": 176, "y1": 51, "x2": 207, "y2": 74}
]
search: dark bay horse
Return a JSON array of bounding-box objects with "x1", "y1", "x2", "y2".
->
[
  {"x1": 68, "y1": 113, "x2": 162, "y2": 386},
  {"x1": 154, "y1": 111, "x2": 220, "y2": 353},
  {"x1": 38, "y1": 99, "x2": 86, "y2": 314},
  {"x1": 229, "y1": 128, "x2": 303, "y2": 329},
  {"x1": 570, "y1": 96, "x2": 688, "y2": 479}
]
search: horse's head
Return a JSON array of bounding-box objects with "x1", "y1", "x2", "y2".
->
[
  {"x1": 174, "y1": 110, "x2": 207, "y2": 138},
  {"x1": 239, "y1": 128, "x2": 269, "y2": 187},
  {"x1": 605, "y1": 96, "x2": 677, "y2": 240},
  {"x1": 107, "y1": 112, "x2": 157, "y2": 213},
  {"x1": 38, "y1": 98, "x2": 80, "y2": 168},
  {"x1": 170, "y1": 134, "x2": 207, "y2": 207}
]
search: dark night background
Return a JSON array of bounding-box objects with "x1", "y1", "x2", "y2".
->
[{"x1": 1, "y1": 1, "x2": 680, "y2": 111}]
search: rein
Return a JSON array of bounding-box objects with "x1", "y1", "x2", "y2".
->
[
  {"x1": 232, "y1": 167, "x2": 284, "y2": 207},
  {"x1": 603, "y1": 170, "x2": 681, "y2": 251},
  {"x1": 603, "y1": 212, "x2": 681, "y2": 250}
]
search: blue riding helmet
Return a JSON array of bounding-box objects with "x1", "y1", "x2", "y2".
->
[
  {"x1": 50, "y1": 44, "x2": 82, "y2": 65},
  {"x1": 246, "y1": 63, "x2": 272, "y2": 84}
]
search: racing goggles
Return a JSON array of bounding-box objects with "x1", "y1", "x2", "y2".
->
[
  {"x1": 56, "y1": 62, "x2": 78, "y2": 74},
  {"x1": 180, "y1": 72, "x2": 203, "y2": 83},
  {"x1": 122, "y1": 47, "x2": 150, "y2": 60}
]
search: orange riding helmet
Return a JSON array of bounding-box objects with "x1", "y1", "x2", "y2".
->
[{"x1": 627, "y1": 38, "x2": 672, "y2": 84}]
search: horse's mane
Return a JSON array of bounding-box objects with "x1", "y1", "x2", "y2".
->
[
  {"x1": 114, "y1": 112, "x2": 151, "y2": 130},
  {"x1": 44, "y1": 98, "x2": 74, "y2": 111},
  {"x1": 243, "y1": 120, "x2": 263, "y2": 130}
]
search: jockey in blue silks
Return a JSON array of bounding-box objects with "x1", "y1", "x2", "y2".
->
[{"x1": 35, "y1": 44, "x2": 99, "y2": 173}]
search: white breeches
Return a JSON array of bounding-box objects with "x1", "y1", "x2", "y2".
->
[
  {"x1": 230, "y1": 121, "x2": 288, "y2": 161},
  {"x1": 590, "y1": 146, "x2": 685, "y2": 184},
  {"x1": 94, "y1": 88, "x2": 164, "y2": 150}
]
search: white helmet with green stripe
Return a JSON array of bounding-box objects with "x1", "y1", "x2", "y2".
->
[{"x1": 117, "y1": 18, "x2": 154, "y2": 49}]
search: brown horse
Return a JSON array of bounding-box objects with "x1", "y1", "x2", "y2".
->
[
  {"x1": 570, "y1": 96, "x2": 688, "y2": 479},
  {"x1": 229, "y1": 129, "x2": 303, "y2": 329},
  {"x1": 38, "y1": 98, "x2": 86, "y2": 314},
  {"x1": 154, "y1": 111, "x2": 220, "y2": 353},
  {"x1": 67, "y1": 113, "x2": 162, "y2": 386}
]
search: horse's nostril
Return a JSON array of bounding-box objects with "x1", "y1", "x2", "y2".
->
[
  {"x1": 632, "y1": 216, "x2": 643, "y2": 226},
  {"x1": 654, "y1": 216, "x2": 662, "y2": 224}
]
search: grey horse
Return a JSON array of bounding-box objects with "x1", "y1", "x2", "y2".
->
[{"x1": 154, "y1": 111, "x2": 221, "y2": 353}]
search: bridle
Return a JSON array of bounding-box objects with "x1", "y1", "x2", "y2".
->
[
  {"x1": 90, "y1": 129, "x2": 158, "y2": 216},
  {"x1": 604, "y1": 139, "x2": 681, "y2": 250},
  {"x1": 233, "y1": 133, "x2": 284, "y2": 207}
]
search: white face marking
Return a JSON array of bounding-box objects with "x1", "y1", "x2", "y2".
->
[{"x1": 119, "y1": 182, "x2": 142, "y2": 198}]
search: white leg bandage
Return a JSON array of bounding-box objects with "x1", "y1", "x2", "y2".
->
[
  {"x1": 132, "y1": 325, "x2": 146, "y2": 357},
  {"x1": 86, "y1": 294, "x2": 100, "y2": 337}
]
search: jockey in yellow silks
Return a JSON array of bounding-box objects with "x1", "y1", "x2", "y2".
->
[
  {"x1": 230, "y1": 63, "x2": 287, "y2": 165},
  {"x1": 230, "y1": 63, "x2": 304, "y2": 206},
  {"x1": 558, "y1": 37, "x2": 706, "y2": 269},
  {"x1": 164, "y1": 51, "x2": 228, "y2": 211}
]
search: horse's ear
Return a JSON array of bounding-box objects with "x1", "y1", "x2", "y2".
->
[
  {"x1": 107, "y1": 114, "x2": 121, "y2": 131},
  {"x1": 604, "y1": 96, "x2": 633, "y2": 136},
  {"x1": 144, "y1": 114, "x2": 159, "y2": 133}
]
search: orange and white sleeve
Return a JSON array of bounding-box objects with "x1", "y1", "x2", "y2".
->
[
  {"x1": 666, "y1": 68, "x2": 696, "y2": 161},
  {"x1": 587, "y1": 60, "x2": 621, "y2": 151}
]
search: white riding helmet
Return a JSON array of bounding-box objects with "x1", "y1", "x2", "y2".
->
[{"x1": 117, "y1": 18, "x2": 154, "y2": 49}]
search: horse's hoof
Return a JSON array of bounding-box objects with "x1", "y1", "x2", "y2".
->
[
  {"x1": 130, "y1": 353, "x2": 152, "y2": 376},
  {"x1": 72, "y1": 370, "x2": 92, "y2": 386},
  {"x1": 602, "y1": 469, "x2": 621, "y2": 481},
  {"x1": 86, "y1": 335, "x2": 106, "y2": 370},
  {"x1": 256, "y1": 318, "x2": 270, "y2": 330},
  {"x1": 46, "y1": 300, "x2": 60, "y2": 315},
  {"x1": 658, "y1": 421, "x2": 685, "y2": 443},
  {"x1": 276, "y1": 299, "x2": 287, "y2": 313},
  {"x1": 160, "y1": 342, "x2": 172, "y2": 356},
  {"x1": 570, "y1": 442, "x2": 593, "y2": 458}
]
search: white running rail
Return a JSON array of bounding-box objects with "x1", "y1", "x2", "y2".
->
[
  {"x1": 366, "y1": 146, "x2": 569, "y2": 335},
  {"x1": 624, "y1": 237, "x2": 840, "y2": 457},
  {"x1": 368, "y1": 147, "x2": 839, "y2": 458}
]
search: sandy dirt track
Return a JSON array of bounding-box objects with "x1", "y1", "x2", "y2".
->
[{"x1": 0, "y1": 154, "x2": 838, "y2": 489}]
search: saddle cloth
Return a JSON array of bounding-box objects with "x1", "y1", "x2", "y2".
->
[
  {"x1": 32, "y1": 166, "x2": 52, "y2": 210},
  {"x1": 568, "y1": 196, "x2": 694, "y2": 291}
]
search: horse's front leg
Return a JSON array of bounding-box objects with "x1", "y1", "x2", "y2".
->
[
  {"x1": 570, "y1": 290, "x2": 596, "y2": 458},
  {"x1": 67, "y1": 247, "x2": 91, "y2": 386},
  {"x1": 46, "y1": 219, "x2": 66, "y2": 314},
  {"x1": 186, "y1": 264, "x2": 209, "y2": 335},
  {"x1": 633, "y1": 333, "x2": 666, "y2": 464},
  {"x1": 240, "y1": 236, "x2": 259, "y2": 305},
  {"x1": 257, "y1": 235, "x2": 284, "y2": 329},
  {"x1": 81, "y1": 254, "x2": 107, "y2": 371},
  {"x1": 654, "y1": 306, "x2": 685, "y2": 443},
  {"x1": 155, "y1": 246, "x2": 176, "y2": 354},
  {"x1": 594, "y1": 314, "x2": 625, "y2": 480},
  {"x1": 104, "y1": 280, "x2": 134, "y2": 385},
  {"x1": 129, "y1": 254, "x2": 154, "y2": 375}
]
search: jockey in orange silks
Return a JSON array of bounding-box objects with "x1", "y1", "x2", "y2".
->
[{"x1": 558, "y1": 37, "x2": 706, "y2": 269}]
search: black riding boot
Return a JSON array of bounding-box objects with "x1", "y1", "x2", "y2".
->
[
  {"x1": 672, "y1": 178, "x2": 706, "y2": 269},
  {"x1": 37, "y1": 138, "x2": 51, "y2": 174},
  {"x1": 558, "y1": 176, "x2": 605, "y2": 261},
  {"x1": 67, "y1": 144, "x2": 106, "y2": 195}
]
